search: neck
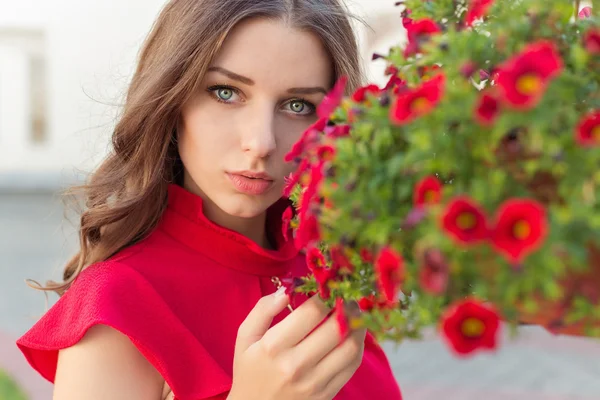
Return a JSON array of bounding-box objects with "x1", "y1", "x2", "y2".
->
[
  {"x1": 182, "y1": 179, "x2": 272, "y2": 249},
  {"x1": 205, "y1": 201, "x2": 270, "y2": 249}
]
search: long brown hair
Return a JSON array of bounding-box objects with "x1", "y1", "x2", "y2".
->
[{"x1": 38, "y1": 0, "x2": 364, "y2": 296}]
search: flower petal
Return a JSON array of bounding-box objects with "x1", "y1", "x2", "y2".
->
[{"x1": 317, "y1": 76, "x2": 348, "y2": 119}]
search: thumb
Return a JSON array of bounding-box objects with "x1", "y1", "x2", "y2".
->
[{"x1": 235, "y1": 286, "x2": 290, "y2": 352}]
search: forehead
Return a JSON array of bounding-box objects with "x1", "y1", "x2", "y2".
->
[{"x1": 210, "y1": 17, "x2": 333, "y2": 89}]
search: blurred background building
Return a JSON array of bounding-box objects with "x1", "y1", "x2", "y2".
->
[
  {"x1": 1, "y1": 1, "x2": 599, "y2": 399},
  {"x1": 0, "y1": 0, "x2": 401, "y2": 190}
]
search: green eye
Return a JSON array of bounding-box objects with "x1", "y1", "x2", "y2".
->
[
  {"x1": 290, "y1": 101, "x2": 306, "y2": 113},
  {"x1": 217, "y1": 88, "x2": 234, "y2": 101}
]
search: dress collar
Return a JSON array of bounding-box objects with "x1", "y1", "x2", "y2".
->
[{"x1": 158, "y1": 184, "x2": 299, "y2": 276}]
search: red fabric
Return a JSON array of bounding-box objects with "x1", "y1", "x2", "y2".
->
[{"x1": 17, "y1": 184, "x2": 402, "y2": 400}]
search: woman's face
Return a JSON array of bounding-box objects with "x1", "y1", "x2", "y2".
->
[{"x1": 179, "y1": 17, "x2": 332, "y2": 219}]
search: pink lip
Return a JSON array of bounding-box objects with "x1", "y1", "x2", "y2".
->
[{"x1": 226, "y1": 172, "x2": 274, "y2": 195}]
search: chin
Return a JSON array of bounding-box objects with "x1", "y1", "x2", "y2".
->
[{"x1": 217, "y1": 194, "x2": 275, "y2": 219}]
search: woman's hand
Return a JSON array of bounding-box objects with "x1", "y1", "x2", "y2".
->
[{"x1": 228, "y1": 288, "x2": 366, "y2": 400}]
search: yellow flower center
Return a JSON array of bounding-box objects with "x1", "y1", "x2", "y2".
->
[
  {"x1": 513, "y1": 220, "x2": 531, "y2": 240},
  {"x1": 461, "y1": 317, "x2": 485, "y2": 338},
  {"x1": 592, "y1": 125, "x2": 600, "y2": 142},
  {"x1": 300, "y1": 173, "x2": 310, "y2": 186},
  {"x1": 411, "y1": 97, "x2": 431, "y2": 113},
  {"x1": 456, "y1": 212, "x2": 476, "y2": 230},
  {"x1": 516, "y1": 73, "x2": 542, "y2": 95},
  {"x1": 424, "y1": 190, "x2": 437, "y2": 203},
  {"x1": 320, "y1": 149, "x2": 334, "y2": 161},
  {"x1": 350, "y1": 316, "x2": 365, "y2": 330}
]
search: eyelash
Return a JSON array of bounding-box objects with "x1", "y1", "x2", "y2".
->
[{"x1": 206, "y1": 84, "x2": 317, "y2": 116}]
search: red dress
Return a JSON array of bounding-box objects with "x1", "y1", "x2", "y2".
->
[{"x1": 17, "y1": 184, "x2": 402, "y2": 400}]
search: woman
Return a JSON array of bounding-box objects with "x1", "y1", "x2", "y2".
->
[{"x1": 16, "y1": 0, "x2": 403, "y2": 399}]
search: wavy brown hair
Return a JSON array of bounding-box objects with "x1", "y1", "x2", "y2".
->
[{"x1": 37, "y1": 0, "x2": 364, "y2": 296}]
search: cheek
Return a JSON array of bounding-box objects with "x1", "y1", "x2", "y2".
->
[
  {"x1": 179, "y1": 108, "x2": 234, "y2": 164},
  {"x1": 275, "y1": 117, "x2": 315, "y2": 153}
]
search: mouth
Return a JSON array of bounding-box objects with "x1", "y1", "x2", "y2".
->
[
  {"x1": 232, "y1": 170, "x2": 274, "y2": 181},
  {"x1": 226, "y1": 171, "x2": 275, "y2": 195}
]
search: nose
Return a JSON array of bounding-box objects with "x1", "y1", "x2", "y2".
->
[{"x1": 241, "y1": 107, "x2": 277, "y2": 159}]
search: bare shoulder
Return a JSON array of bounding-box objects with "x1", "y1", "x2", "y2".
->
[{"x1": 54, "y1": 324, "x2": 165, "y2": 400}]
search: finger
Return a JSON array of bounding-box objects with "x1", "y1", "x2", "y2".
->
[
  {"x1": 287, "y1": 312, "x2": 343, "y2": 370},
  {"x1": 236, "y1": 288, "x2": 290, "y2": 353},
  {"x1": 262, "y1": 294, "x2": 332, "y2": 353},
  {"x1": 308, "y1": 327, "x2": 367, "y2": 392},
  {"x1": 320, "y1": 361, "x2": 361, "y2": 400}
]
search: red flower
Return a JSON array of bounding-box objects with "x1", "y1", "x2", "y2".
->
[
  {"x1": 575, "y1": 110, "x2": 600, "y2": 147},
  {"x1": 357, "y1": 294, "x2": 398, "y2": 312},
  {"x1": 584, "y1": 28, "x2": 600, "y2": 55},
  {"x1": 357, "y1": 295, "x2": 376, "y2": 312},
  {"x1": 375, "y1": 247, "x2": 405, "y2": 302},
  {"x1": 419, "y1": 249, "x2": 449, "y2": 295},
  {"x1": 317, "y1": 76, "x2": 347, "y2": 119},
  {"x1": 295, "y1": 212, "x2": 320, "y2": 250},
  {"x1": 306, "y1": 246, "x2": 327, "y2": 270},
  {"x1": 352, "y1": 84, "x2": 380, "y2": 102},
  {"x1": 360, "y1": 248, "x2": 374, "y2": 263},
  {"x1": 385, "y1": 65, "x2": 399, "y2": 77},
  {"x1": 465, "y1": 0, "x2": 495, "y2": 27},
  {"x1": 386, "y1": 76, "x2": 408, "y2": 94},
  {"x1": 390, "y1": 73, "x2": 445, "y2": 125},
  {"x1": 299, "y1": 163, "x2": 324, "y2": 216},
  {"x1": 282, "y1": 206, "x2": 293, "y2": 241},
  {"x1": 404, "y1": 18, "x2": 441, "y2": 57},
  {"x1": 496, "y1": 41, "x2": 563, "y2": 109},
  {"x1": 579, "y1": 6, "x2": 592, "y2": 19},
  {"x1": 306, "y1": 247, "x2": 333, "y2": 299},
  {"x1": 316, "y1": 144, "x2": 336, "y2": 162},
  {"x1": 284, "y1": 118, "x2": 327, "y2": 162},
  {"x1": 474, "y1": 92, "x2": 501, "y2": 126},
  {"x1": 283, "y1": 173, "x2": 299, "y2": 198},
  {"x1": 324, "y1": 124, "x2": 351, "y2": 139},
  {"x1": 490, "y1": 199, "x2": 548, "y2": 263},
  {"x1": 383, "y1": 67, "x2": 407, "y2": 92},
  {"x1": 284, "y1": 131, "x2": 313, "y2": 163},
  {"x1": 413, "y1": 176, "x2": 443, "y2": 207},
  {"x1": 313, "y1": 269, "x2": 334, "y2": 300},
  {"x1": 335, "y1": 298, "x2": 350, "y2": 339},
  {"x1": 330, "y1": 246, "x2": 353, "y2": 275},
  {"x1": 441, "y1": 298, "x2": 500, "y2": 356},
  {"x1": 279, "y1": 272, "x2": 306, "y2": 309},
  {"x1": 441, "y1": 197, "x2": 489, "y2": 244},
  {"x1": 280, "y1": 273, "x2": 305, "y2": 294},
  {"x1": 283, "y1": 158, "x2": 310, "y2": 197}
]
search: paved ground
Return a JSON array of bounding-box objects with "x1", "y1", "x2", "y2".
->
[{"x1": 1, "y1": 191, "x2": 599, "y2": 400}]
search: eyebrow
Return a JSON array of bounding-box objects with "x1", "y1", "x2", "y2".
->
[
  {"x1": 207, "y1": 66, "x2": 327, "y2": 95},
  {"x1": 207, "y1": 66, "x2": 255, "y2": 85},
  {"x1": 287, "y1": 87, "x2": 327, "y2": 95}
]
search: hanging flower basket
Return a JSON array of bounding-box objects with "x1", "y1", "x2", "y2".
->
[{"x1": 283, "y1": 0, "x2": 600, "y2": 357}]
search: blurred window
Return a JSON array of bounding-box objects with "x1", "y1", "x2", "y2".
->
[{"x1": 0, "y1": 28, "x2": 47, "y2": 144}]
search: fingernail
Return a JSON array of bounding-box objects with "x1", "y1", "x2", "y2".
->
[{"x1": 275, "y1": 286, "x2": 287, "y2": 297}]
